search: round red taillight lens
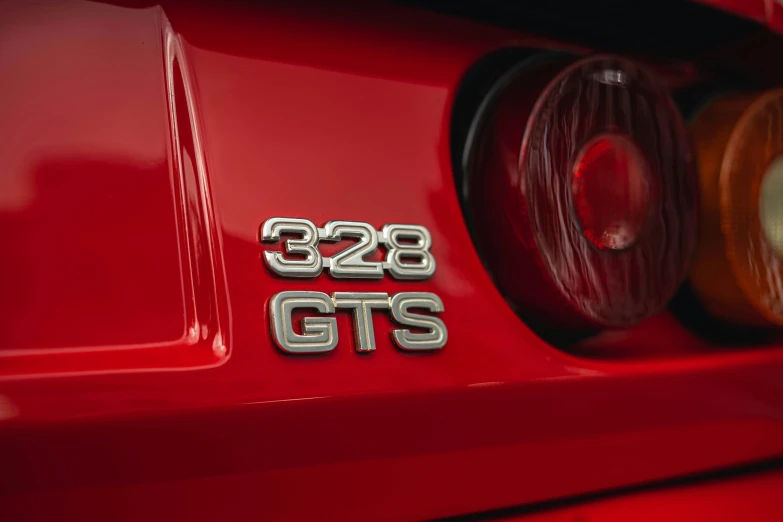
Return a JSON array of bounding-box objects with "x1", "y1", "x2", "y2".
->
[
  {"x1": 465, "y1": 55, "x2": 698, "y2": 334},
  {"x1": 571, "y1": 133, "x2": 653, "y2": 251}
]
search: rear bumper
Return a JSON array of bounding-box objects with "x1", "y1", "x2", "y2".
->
[{"x1": 493, "y1": 464, "x2": 783, "y2": 522}]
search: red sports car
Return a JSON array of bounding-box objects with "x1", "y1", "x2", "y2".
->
[{"x1": 1, "y1": 1, "x2": 783, "y2": 520}]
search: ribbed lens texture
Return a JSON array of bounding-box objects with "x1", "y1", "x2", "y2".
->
[
  {"x1": 722, "y1": 91, "x2": 783, "y2": 324},
  {"x1": 470, "y1": 55, "x2": 697, "y2": 331}
]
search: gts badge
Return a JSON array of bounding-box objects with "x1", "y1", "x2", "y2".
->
[{"x1": 260, "y1": 217, "x2": 446, "y2": 354}]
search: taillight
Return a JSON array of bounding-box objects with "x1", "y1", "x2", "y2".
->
[
  {"x1": 571, "y1": 133, "x2": 653, "y2": 251},
  {"x1": 465, "y1": 55, "x2": 698, "y2": 336},
  {"x1": 689, "y1": 90, "x2": 783, "y2": 327}
]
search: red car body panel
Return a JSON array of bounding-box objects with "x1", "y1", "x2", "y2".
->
[
  {"x1": 699, "y1": 0, "x2": 783, "y2": 32},
  {"x1": 501, "y1": 467, "x2": 783, "y2": 521},
  {"x1": 1, "y1": 1, "x2": 782, "y2": 520}
]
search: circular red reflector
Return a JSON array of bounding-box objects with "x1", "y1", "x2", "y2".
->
[
  {"x1": 466, "y1": 55, "x2": 697, "y2": 333},
  {"x1": 571, "y1": 133, "x2": 653, "y2": 251}
]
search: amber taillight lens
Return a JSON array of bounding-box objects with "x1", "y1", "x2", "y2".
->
[
  {"x1": 689, "y1": 90, "x2": 783, "y2": 327},
  {"x1": 466, "y1": 55, "x2": 698, "y2": 334}
]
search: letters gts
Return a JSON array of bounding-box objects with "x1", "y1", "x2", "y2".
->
[{"x1": 269, "y1": 291, "x2": 447, "y2": 354}]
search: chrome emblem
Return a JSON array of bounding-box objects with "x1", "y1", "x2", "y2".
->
[{"x1": 260, "y1": 218, "x2": 446, "y2": 354}]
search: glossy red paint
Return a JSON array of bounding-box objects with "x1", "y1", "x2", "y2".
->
[
  {"x1": 506, "y1": 467, "x2": 783, "y2": 521},
  {"x1": 767, "y1": 0, "x2": 783, "y2": 33},
  {"x1": 0, "y1": 1, "x2": 782, "y2": 521},
  {"x1": 698, "y1": 0, "x2": 783, "y2": 33},
  {"x1": 696, "y1": 0, "x2": 768, "y2": 23},
  {"x1": 0, "y1": 0, "x2": 229, "y2": 377}
]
